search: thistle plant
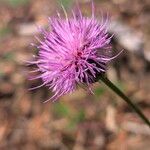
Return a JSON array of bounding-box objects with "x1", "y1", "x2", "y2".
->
[{"x1": 28, "y1": 2, "x2": 150, "y2": 127}]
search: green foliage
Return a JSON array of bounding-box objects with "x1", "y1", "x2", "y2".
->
[
  {"x1": 5, "y1": 0, "x2": 29, "y2": 7},
  {"x1": 68, "y1": 109, "x2": 85, "y2": 130},
  {"x1": 94, "y1": 86, "x2": 105, "y2": 97},
  {"x1": 114, "y1": 81, "x2": 125, "y2": 91},
  {"x1": 73, "y1": 109, "x2": 85, "y2": 123},
  {"x1": 59, "y1": 0, "x2": 73, "y2": 9},
  {"x1": 2, "y1": 52, "x2": 15, "y2": 61},
  {"x1": 0, "y1": 27, "x2": 12, "y2": 37},
  {"x1": 53, "y1": 102, "x2": 71, "y2": 117},
  {"x1": 0, "y1": 71, "x2": 5, "y2": 78}
]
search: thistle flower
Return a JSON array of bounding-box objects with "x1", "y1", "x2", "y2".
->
[{"x1": 29, "y1": 3, "x2": 118, "y2": 102}]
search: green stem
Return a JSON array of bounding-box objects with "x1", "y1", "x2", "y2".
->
[{"x1": 99, "y1": 74, "x2": 150, "y2": 128}]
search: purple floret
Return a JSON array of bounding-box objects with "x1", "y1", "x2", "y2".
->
[{"x1": 29, "y1": 3, "x2": 117, "y2": 102}]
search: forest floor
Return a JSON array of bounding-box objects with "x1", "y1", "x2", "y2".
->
[{"x1": 0, "y1": 0, "x2": 150, "y2": 149}]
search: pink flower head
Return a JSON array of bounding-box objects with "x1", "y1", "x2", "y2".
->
[{"x1": 29, "y1": 3, "x2": 118, "y2": 102}]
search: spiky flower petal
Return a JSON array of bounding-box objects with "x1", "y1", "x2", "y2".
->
[{"x1": 29, "y1": 4, "x2": 116, "y2": 102}]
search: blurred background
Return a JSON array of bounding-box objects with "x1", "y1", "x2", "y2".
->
[{"x1": 0, "y1": 0, "x2": 150, "y2": 149}]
